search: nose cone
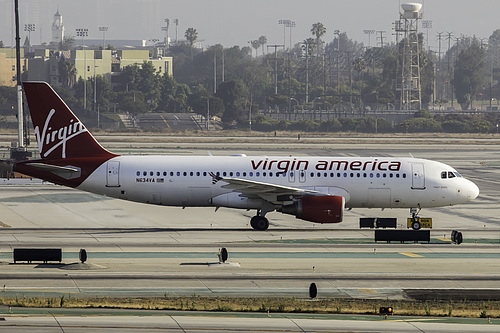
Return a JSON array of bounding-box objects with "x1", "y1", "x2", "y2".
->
[{"x1": 466, "y1": 180, "x2": 480, "y2": 201}]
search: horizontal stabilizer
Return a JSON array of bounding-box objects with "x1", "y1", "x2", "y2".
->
[{"x1": 25, "y1": 162, "x2": 81, "y2": 180}]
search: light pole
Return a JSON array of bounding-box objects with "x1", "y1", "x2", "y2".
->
[
  {"x1": 286, "y1": 21, "x2": 296, "y2": 49},
  {"x1": 24, "y1": 23, "x2": 35, "y2": 52},
  {"x1": 363, "y1": 29, "x2": 375, "y2": 48},
  {"x1": 202, "y1": 97, "x2": 210, "y2": 130},
  {"x1": 162, "y1": 18, "x2": 169, "y2": 45},
  {"x1": 278, "y1": 20, "x2": 290, "y2": 48},
  {"x1": 98, "y1": 26, "x2": 108, "y2": 48},
  {"x1": 94, "y1": 64, "x2": 99, "y2": 127},
  {"x1": 76, "y1": 28, "x2": 89, "y2": 109},
  {"x1": 334, "y1": 30, "x2": 341, "y2": 112},
  {"x1": 173, "y1": 19, "x2": 179, "y2": 44},
  {"x1": 422, "y1": 20, "x2": 432, "y2": 51}
]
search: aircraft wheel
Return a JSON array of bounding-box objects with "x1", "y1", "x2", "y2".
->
[
  {"x1": 250, "y1": 216, "x2": 269, "y2": 231},
  {"x1": 411, "y1": 220, "x2": 421, "y2": 230}
]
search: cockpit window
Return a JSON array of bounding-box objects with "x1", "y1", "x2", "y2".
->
[{"x1": 442, "y1": 171, "x2": 462, "y2": 179}]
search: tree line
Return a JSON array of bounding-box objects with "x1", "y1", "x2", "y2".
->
[{"x1": 2, "y1": 25, "x2": 500, "y2": 132}]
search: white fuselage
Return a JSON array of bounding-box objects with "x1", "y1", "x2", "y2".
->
[{"x1": 78, "y1": 155, "x2": 479, "y2": 211}]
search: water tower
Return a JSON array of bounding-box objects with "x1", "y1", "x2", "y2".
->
[{"x1": 395, "y1": 3, "x2": 423, "y2": 110}]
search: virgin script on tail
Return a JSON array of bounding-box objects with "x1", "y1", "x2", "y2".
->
[{"x1": 35, "y1": 108, "x2": 87, "y2": 159}]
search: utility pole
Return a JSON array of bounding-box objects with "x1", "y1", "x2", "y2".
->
[
  {"x1": 334, "y1": 30, "x2": 341, "y2": 112},
  {"x1": 213, "y1": 51, "x2": 217, "y2": 94},
  {"x1": 267, "y1": 44, "x2": 284, "y2": 95},
  {"x1": 14, "y1": 0, "x2": 23, "y2": 149},
  {"x1": 436, "y1": 32, "x2": 443, "y2": 100},
  {"x1": 446, "y1": 32, "x2": 453, "y2": 108}
]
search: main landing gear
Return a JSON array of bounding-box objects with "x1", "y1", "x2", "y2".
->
[
  {"x1": 250, "y1": 210, "x2": 269, "y2": 231},
  {"x1": 410, "y1": 207, "x2": 421, "y2": 230}
]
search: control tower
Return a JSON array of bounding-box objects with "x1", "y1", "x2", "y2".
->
[{"x1": 395, "y1": 3, "x2": 422, "y2": 110}]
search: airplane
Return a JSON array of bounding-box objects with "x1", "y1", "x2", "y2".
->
[{"x1": 15, "y1": 82, "x2": 480, "y2": 231}]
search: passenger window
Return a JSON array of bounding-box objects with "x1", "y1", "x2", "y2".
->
[
  {"x1": 196, "y1": 172, "x2": 200, "y2": 176},
  {"x1": 383, "y1": 174, "x2": 387, "y2": 178},
  {"x1": 136, "y1": 171, "x2": 140, "y2": 176},
  {"x1": 402, "y1": 173, "x2": 406, "y2": 178},
  {"x1": 143, "y1": 171, "x2": 147, "y2": 176},
  {"x1": 203, "y1": 172, "x2": 207, "y2": 176},
  {"x1": 183, "y1": 172, "x2": 187, "y2": 176},
  {"x1": 441, "y1": 171, "x2": 447, "y2": 179},
  {"x1": 177, "y1": 172, "x2": 181, "y2": 176},
  {"x1": 157, "y1": 172, "x2": 160, "y2": 176},
  {"x1": 230, "y1": 172, "x2": 233, "y2": 177},
  {"x1": 163, "y1": 171, "x2": 167, "y2": 176},
  {"x1": 150, "y1": 171, "x2": 154, "y2": 176},
  {"x1": 263, "y1": 172, "x2": 267, "y2": 177},
  {"x1": 223, "y1": 172, "x2": 227, "y2": 177},
  {"x1": 250, "y1": 172, "x2": 254, "y2": 177},
  {"x1": 243, "y1": 172, "x2": 246, "y2": 177},
  {"x1": 170, "y1": 172, "x2": 174, "y2": 176},
  {"x1": 256, "y1": 172, "x2": 260, "y2": 177},
  {"x1": 190, "y1": 172, "x2": 194, "y2": 176},
  {"x1": 269, "y1": 172, "x2": 273, "y2": 177}
]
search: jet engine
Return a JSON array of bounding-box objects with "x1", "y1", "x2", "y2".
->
[{"x1": 280, "y1": 195, "x2": 344, "y2": 223}]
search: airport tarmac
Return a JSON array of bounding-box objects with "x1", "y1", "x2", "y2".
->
[
  {"x1": 1, "y1": 310, "x2": 499, "y2": 332},
  {"x1": 0, "y1": 138, "x2": 499, "y2": 331}
]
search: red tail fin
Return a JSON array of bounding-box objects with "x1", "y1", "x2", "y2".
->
[{"x1": 23, "y1": 81, "x2": 115, "y2": 159}]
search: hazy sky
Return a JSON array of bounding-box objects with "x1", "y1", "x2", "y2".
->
[{"x1": 1, "y1": 0, "x2": 500, "y2": 51}]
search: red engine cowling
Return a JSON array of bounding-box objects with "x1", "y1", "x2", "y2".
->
[{"x1": 281, "y1": 195, "x2": 344, "y2": 223}]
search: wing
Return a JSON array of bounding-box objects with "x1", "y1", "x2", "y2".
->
[{"x1": 210, "y1": 173, "x2": 348, "y2": 204}]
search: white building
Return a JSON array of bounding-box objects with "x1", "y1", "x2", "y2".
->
[{"x1": 51, "y1": 9, "x2": 64, "y2": 46}]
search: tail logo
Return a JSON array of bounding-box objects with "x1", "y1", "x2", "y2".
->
[{"x1": 34, "y1": 108, "x2": 87, "y2": 158}]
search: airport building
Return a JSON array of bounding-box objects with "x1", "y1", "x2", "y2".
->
[
  {"x1": 26, "y1": 48, "x2": 173, "y2": 88},
  {"x1": 0, "y1": 48, "x2": 27, "y2": 87}
]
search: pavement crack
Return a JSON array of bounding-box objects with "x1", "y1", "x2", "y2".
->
[
  {"x1": 49, "y1": 312, "x2": 66, "y2": 333},
  {"x1": 170, "y1": 316, "x2": 186, "y2": 333},
  {"x1": 67, "y1": 274, "x2": 82, "y2": 293},
  {"x1": 289, "y1": 318, "x2": 306, "y2": 333}
]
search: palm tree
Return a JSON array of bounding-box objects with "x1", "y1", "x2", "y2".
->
[
  {"x1": 185, "y1": 27, "x2": 198, "y2": 60},
  {"x1": 258, "y1": 35, "x2": 267, "y2": 56},
  {"x1": 59, "y1": 60, "x2": 77, "y2": 88},
  {"x1": 311, "y1": 22, "x2": 326, "y2": 57},
  {"x1": 353, "y1": 57, "x2": 367, "y2": 109},
  {"x1": 250, "y1": 40, "x2": 260, "y2": 57}
]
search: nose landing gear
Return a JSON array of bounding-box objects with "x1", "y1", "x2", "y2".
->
[{"x1": 410, "y1": 207, "x2": 421, "y2": 230}]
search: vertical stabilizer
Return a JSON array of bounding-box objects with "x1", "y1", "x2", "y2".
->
[{"x1": 23, "y1": 81, "x2": 115, "y2": 159}]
